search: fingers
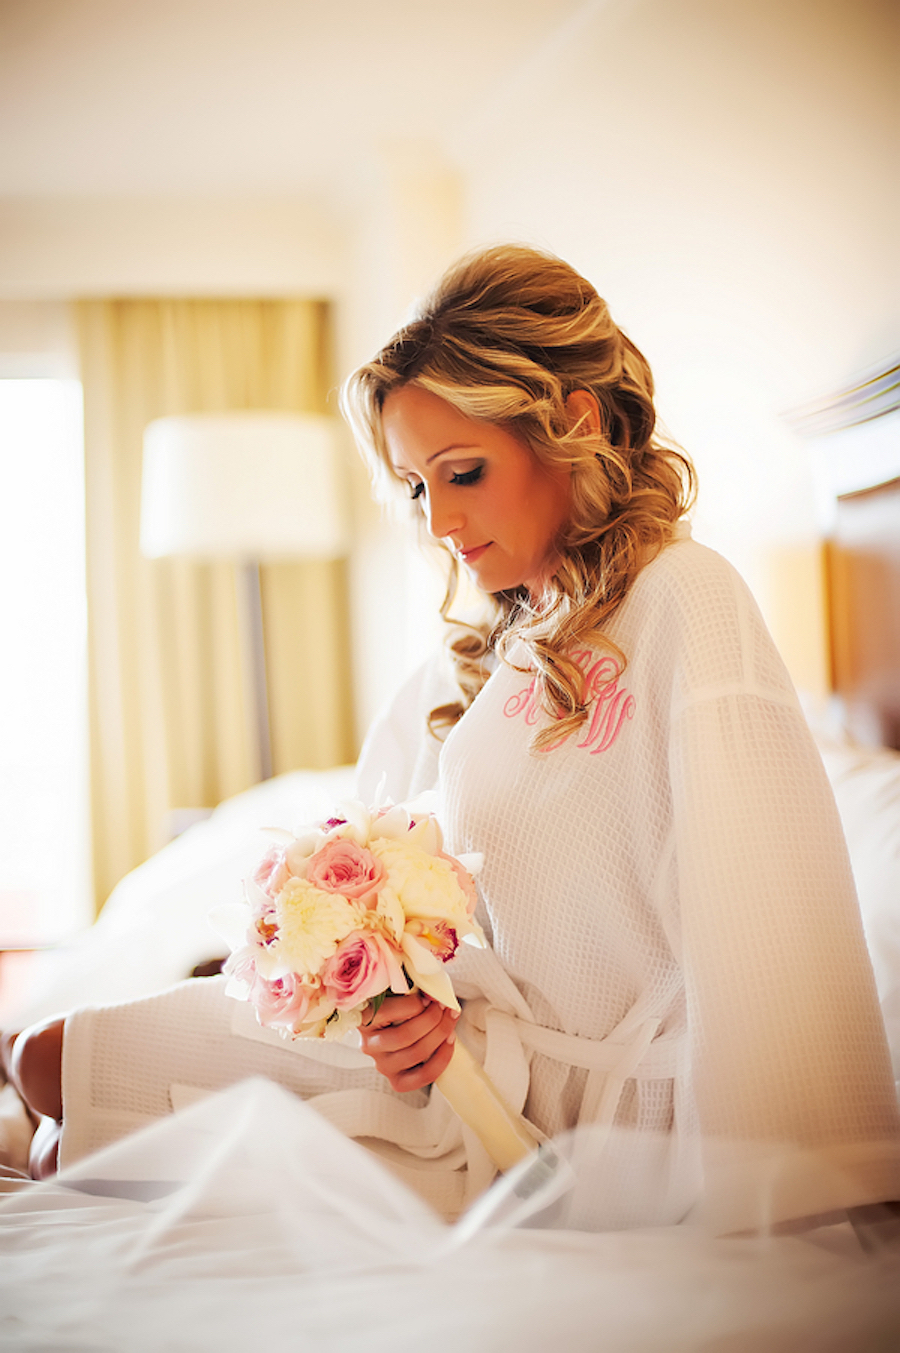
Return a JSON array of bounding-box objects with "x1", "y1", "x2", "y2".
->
[
  {"x1": 362, "y1": 995, "x2": 442, "y2": 1051},
  {"x1": 364, "y1": 1000, "x2": 455, "y2": 1061},
  {"x1": 382, "y1": 1029, "x2": 458, "y2": 1094},
  {"x1": 359, "y1": 995, "x2": 460, "y2": 1093},
  {"x1": 363, "y1": 992, "x2": 429, "y2": 1032}
]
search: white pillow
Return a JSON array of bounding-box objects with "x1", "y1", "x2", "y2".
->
[
  {"x1": 7, "y1": 766, "x2": 356, "y2": 1028},
  {"x1": 815, "y1": 735, "x2": 900, "y2": 1080}
]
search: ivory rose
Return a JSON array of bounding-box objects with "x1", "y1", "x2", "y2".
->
[
  {"x1": 369, "y1": 838, "x2": 472, "y2": 925},
  {"x1": 305, "y1": 838, "x2": 386, "y2": 907}
]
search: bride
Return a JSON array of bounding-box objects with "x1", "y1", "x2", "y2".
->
[{"x1": 7, "y1": 244, "x2": 900, "y2": 1233}]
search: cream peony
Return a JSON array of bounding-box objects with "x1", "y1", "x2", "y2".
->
[{"x1": 273, "y1": 878, "x2": 359, "y2": 979}]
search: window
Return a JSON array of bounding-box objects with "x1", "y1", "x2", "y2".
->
[{"x1": 0, "y1": 379, "x2": 91, "y2": 945}]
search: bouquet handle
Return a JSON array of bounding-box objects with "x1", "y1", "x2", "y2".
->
[{"x1": 435, "y1": 1038, "x2": 539, "y2": 1172}]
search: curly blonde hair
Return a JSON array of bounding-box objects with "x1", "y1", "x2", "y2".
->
[{"x1": 341, "y1": 244, "x2": 695, "y2": 750}]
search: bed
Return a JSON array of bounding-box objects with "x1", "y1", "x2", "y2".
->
[{"x1": 1, "y1": 377, "x2": 899, "y2": 1350}]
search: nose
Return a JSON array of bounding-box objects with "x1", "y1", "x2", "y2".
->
[{"x1": 423, "y1": 484, "x2": 464, "y2": 543}]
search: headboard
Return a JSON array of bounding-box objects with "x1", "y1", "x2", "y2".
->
[
  {"x1": 827, "y1": 475, "x2": 900, "y2": 750},
  {"x1": 787, "y1": 359, "x2": 900, "y2": 750}
]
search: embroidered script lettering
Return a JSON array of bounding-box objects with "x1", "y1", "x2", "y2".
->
[{"x1": 502, "y1": 649, "x2": 635, "y2": 754}]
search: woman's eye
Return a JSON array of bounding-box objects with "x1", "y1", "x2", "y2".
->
[
  {"x1": 451, "y1": 466, "x2": 483, "y2": 487},
  {"x1": 409, "y1": 482, "x2": 424, "y2": 501}
]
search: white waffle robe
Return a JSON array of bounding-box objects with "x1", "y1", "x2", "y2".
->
[{"x1": 60, "y1": 532, "x2": 900, "y2": 1231}]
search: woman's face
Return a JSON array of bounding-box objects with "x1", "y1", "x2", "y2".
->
[{"x1": 381, "y1": 384, "x2": 571, "y2": 597}]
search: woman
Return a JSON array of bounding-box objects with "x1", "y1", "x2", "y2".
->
[{"x1": 8, "y1": 245, "x2": 900, "y2": 1231}]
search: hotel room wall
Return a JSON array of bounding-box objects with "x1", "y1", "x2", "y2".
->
[
  {"x1": 341, "y1": 0, "x2": 897, "y2": 730},
  {"x1": 451, "y1": 0, "x2": 895, "y2": 704},
  {"x1": 0, "y1": 0, "x2": 895, "y2": 747}
]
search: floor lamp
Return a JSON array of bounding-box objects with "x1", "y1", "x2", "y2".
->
[{"x1": 140, "y1": 411, "x2": 349, "y2": 784}]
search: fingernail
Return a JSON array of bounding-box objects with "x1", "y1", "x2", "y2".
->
[{"x1": 447, "y1": 1031, "x2": 456, "y2": 1045}]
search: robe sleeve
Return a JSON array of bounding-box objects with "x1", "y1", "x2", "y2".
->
[
  {"x1": 355, "y1": 651, "x2": 452, "y2": 804},
  {"x1": 668, "y1": 573, "x2": 900, "y2": 1228}
]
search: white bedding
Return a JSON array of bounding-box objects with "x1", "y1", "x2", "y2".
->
[
  {"x1": 1, "y1": 727, "x2": 898, "y2": 1349},
  {"x1": 1, "y1": 1078, "x2": 898, "y2": 1352},
  {"x1": 815, "y1": 734, "x2": 900, "y2": 1080},
  {"x1": 4, "y1": 765, "x2": 356, "y2": 1030}
]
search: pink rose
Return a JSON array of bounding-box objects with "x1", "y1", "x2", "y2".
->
[
  {"x1": 306, "y1": 839, "x2": 386, "y2": 907},
  {"x1": 253, "y1": 846, "x2": 291, "y2": 899},
  {"x1": 251, "y1": 970, "x2": 314, "y2": 1029},
  {"x1": 225, "y1": 949, "x2": 315, "y2": 1031},
  {"x1": 440, "y1": 852, "x2": 479, "y2": 916},
  {"x1": 321, "y1": 932, "x2": 392, "y2": 1010}
]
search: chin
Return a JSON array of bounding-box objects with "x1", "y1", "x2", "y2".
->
[{"x1": 468, "y1": 568, "x2": 523, "y2": 594}]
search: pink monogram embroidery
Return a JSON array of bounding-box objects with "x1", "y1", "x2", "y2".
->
[{"x1": 502, "y1": 649, "x2": 635, "y2": 754}]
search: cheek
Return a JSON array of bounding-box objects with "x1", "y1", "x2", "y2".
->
[
  {"x1": 477, "y1": 482, "x2": 513, "y2": 534},
  {"x1": 542, "y1": 467, "x2": 572, "y2": 536}
]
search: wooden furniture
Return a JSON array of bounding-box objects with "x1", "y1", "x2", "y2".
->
[{"x1": 787, "y1": 358, "x2": 900, "y2": 749}]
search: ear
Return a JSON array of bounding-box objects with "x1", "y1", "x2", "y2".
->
[{"x1": 565, "y1": 388, "x2": 601, "y2": 435}]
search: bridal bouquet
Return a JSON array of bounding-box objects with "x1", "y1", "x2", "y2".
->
[{"x1": 217, "y1": 796, "x2": 538, "y2": 1171}]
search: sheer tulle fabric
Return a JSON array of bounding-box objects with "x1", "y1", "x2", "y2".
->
[{"x1": 1, "y1": 1080, "x2": 898, "y2": 1352}]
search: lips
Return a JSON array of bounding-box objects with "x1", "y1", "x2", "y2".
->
[{"x1": 456, "y1": 543, "x2": 490, "y2": 565}]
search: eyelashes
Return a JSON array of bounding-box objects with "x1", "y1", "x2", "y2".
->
[
  {"x1": 451, "y1": 466, "x2": 483, "y2": 487},
  {"x1": 407, "y1": 464, "x2": 484, "y2": 501}
]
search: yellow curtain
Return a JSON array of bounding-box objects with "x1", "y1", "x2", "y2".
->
[{"x1": 77, "y1": 299, "x2": 355, "y2": 913}]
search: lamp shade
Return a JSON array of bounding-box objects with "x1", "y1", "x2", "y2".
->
[{"x1": 141, "y1": 412, "x2": 349, "y2": 560}]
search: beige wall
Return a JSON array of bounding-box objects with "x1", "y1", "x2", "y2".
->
[
  {"x1": 1, "y1": 0, "x2": 895, "y2": 738},
  {"x1": 340, "y1": 0, "x2": 897, "y2": 715},
  {"x1": 337, "y1": 144, "x2": 466, "y2": 734},
  {"x1": 0, "y1": 300, "x2": 78, "y2": 376},
  {"x1": 454, "y1": 0, "x2": 896, "y2": 694},
  {"x1": 0, "y1": 197, "x2": 346, "y2": 298}
]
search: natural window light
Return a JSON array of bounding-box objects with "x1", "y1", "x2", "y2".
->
[{"x1": 0, "y1": 379, "x2": 91, "y2": 946}]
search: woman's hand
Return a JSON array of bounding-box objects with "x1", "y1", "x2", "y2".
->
[{"x1": 359, "y1": 993, "x2": 459, "y2": 1093}]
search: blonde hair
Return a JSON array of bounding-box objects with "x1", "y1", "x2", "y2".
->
[{"x1": 341, "y1": 244, "x2": 695, "y2": 750}]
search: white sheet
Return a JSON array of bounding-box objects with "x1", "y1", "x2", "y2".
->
[
  {"x1": 3, "y1": 727, "x2": 899, "y2": 1348},
  {"x1": 1, "y1": 1079, "x2": 898, "y2": 1352}
]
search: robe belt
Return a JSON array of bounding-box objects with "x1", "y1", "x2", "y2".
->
[
  {"x1": 515, "y1": 1013, "x2": 682, "y2": 1130},
  {"x1": 513, "y1": 1014, "x2": 682, "y2": 1079},
  {"x1": 472, "y1": 1003, "x2": 685, "y2": 1137}
]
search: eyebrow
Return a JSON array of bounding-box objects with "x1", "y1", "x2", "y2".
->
[
  {"x1": 427, "y1": 442, "x2": 479, "y2": 464},
  {"x1": 390, "y1": 444, "x2": 481, "y2": 476}
]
